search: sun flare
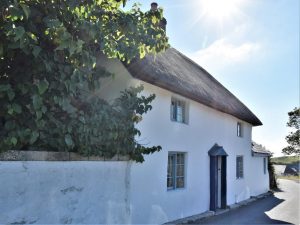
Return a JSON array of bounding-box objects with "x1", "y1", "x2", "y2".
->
[{"x1": 200, "y1": 0, "x2": 242, "y2": 22}]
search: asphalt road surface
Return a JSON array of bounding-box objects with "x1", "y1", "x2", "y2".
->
[{"x1": 194, "y1": 179, "x2": 299, "y2": 224}]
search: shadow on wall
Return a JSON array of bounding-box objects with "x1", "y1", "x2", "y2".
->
[{"x1": 195, "y1": 194, "x2": 292, "y2": 224}]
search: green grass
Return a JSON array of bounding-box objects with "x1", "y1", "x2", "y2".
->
[{"x1": 271, "y1": 156, "x2": 300, "y2": 165}]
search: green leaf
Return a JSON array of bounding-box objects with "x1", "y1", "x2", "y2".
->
[
  {"x1": 32, "y1": 46, "x2": 41, "y2": 58},
  {"x1": 55, "y1": 40, "x2": 69, "y2": 51},
  {"x1": 12, "y1": 103, "x2": 22, "y2": 114},
  {"x1": 36, "y1": 110, "x2": 42, "y2": 120},
  {"x1": 30, "y1": 131, "x2": 39, "y2": 144},
  {"x1": 14, "y1": 26, "x2": 25, "y2": 41},
  {"x1": 0, "y1": 84, "x2": 10, "y2": 92},
  {"x1": 9, "y1": 6, "x2": 23, "y2": 21},
  {"x1": 20, "y1": 4, "x2": 30, "y2": 20},
  {"x1": 37, "y1": 79, "x2": 49, "y2": 95},
  {"x1": 32, "y1": 95, "x2": 42, "y2": 110},
  {"x1": 41, "y1": 106, "x2": 47, "y2": 113},
  {"x1": 65, "y1": 134, "x2": 74, "y2": 148},
  {"x1": 27, "y1": 32, "x2": 37, "y2": 41},
  {"x1": 7, "y1": 106, "x2": 14, "y2": 115},
  {"x1": 7, "y1": 89, "x2": 15, "y2": 101},
  {"x1": 4, "y1": 120, "x2": 15, "y2": 130},
  {"x1": 17, "y1": 84, "x2": 29, "y2": 95},
  {"x1": 11, "y1": 137, "x2": 17, "y2": 146}
]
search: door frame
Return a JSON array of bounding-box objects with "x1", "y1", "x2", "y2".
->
[{"x1": 208, "y1": 144, "x2": 228, "y2": 211}]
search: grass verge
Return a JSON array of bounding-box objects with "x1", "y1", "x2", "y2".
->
[{"x1": 277, "y1": 175, "x2": 300, "y2": 182}]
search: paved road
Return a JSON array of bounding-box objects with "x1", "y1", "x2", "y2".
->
[{"x1": 194, "y1": 179, "x2": 299, "y2": 224}]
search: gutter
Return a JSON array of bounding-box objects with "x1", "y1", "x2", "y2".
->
[{"x1": 252, "y1": 151, "x2": 271, "y2": 157}]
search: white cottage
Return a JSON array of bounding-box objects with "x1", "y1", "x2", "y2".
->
[
  {"x1": 0, "y1": 47, "x2": 271, "y2": 224},
  {"x1": 99, "y1": 47, "x2": 271, "y2": 223}
]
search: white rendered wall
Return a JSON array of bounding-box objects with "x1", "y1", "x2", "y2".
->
[
  {"x1": 94, "y1": 58, "x2": 270, "y2": 223},
  {"x1": 129, "y1": 82, "x2": 268, "y2": 223},
  {"x1": 0, "y1": 161, "x2": 131, "y2": 224},
  {"x1": 248, "y1": 156, "x2": 270, "y2": 196}
]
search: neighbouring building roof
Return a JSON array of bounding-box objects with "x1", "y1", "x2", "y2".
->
[
  {"x1": 252, "y1": 142, "x2": 271, "y2": 156},
  {"x1": 285, "y1": 162, "x2": 300, "y2": 173},
  {"x1": 126, "y1": 48, "x2": 262, "y2": 126}
]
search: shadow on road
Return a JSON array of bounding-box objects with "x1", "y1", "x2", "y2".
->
[
  {"x1": 272, "y1": 187, "x2": 284, "y2": 193},
  {"x1": 193, "y1": 195, "x2": 292, "y2": 224}
]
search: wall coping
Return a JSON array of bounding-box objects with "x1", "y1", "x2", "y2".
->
[{"x1": 0, "y1": 150, "x2": 129, "y2": 161}]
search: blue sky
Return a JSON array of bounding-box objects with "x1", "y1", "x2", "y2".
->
[{"x1": 125, "y1": 0, "x2": 299, "y2": 156}]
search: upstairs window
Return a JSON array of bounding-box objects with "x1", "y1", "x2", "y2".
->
[
  {"x1": 171, "y1": 98, "x2": 187, "y2": 123},
  {"x1": 237, "y1": 122, "x2": 242, "y2": 137},
  {"x1": 167, "y1": 152, "x2": 185, "y2": 190},
  {"x1": 236, "y1": 156, "x2": 244, "y2": 179},
  {"x1": 263, "y1": 158, "x2": 267, "y2": 174}
]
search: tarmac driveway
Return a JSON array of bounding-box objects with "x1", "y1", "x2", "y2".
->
[{"x1": 194, "y1": 179, "x2": 299, "y2": 224}]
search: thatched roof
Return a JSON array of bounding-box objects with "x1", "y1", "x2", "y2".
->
[
  {"x1": 125, "y1": 48, "x2": 262, "y2": 126},
  {"x1": 252, "y1": 142, "x2": 271, "y2": 156}
]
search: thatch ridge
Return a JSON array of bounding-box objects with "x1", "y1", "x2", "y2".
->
[{"x1": 125, "y1": 47, "x2": 262, "y2": 126}]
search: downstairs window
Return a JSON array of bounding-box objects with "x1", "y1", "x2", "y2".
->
[{"x1": 167, "y1": 152, "x2": 185, "y2": 190}]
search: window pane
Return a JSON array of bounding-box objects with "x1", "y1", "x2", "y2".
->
[
  {"x1": 236, "y1": 157, "x2": 239, "y2": 178},
  {"x1": 237, "y1": 123, "x2": 240, "y2": 136},
  {"x1": 167, "y1": 177, "x2": 174, "y2": 188},
  {"x1": 176, "y1": 105, "x2": 183, "y2": 122},
  {"x1": 168, "y1": 155, "x2": 174, "y2": 177},
  {"x1": 176, "y1": 177, "x2": 184, "y2": 188},
  {"x1": 171, "y1": 101, "x2": 176, "y2": 120},
  {"x1": 176, "y1": 153, "x2": 184, "y2": 164},
  {"x1": 236, "y1": 156, "x2": 243, "y2": 178},
  {"x1": 176, "y1": 165, "x2": 184, "y2": 177},
  {"x1": 181, "y1": 103, "x2": 185, "y2": 123},
  {"x1": 240, "y1": 157, "x2": 243, "y2": 177}
]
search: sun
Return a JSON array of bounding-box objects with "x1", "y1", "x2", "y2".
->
[{"x1": 199, "y1": 0, "x2": 242, "y2": 22}]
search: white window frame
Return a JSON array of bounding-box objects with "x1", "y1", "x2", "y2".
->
[
  {"x1": 236, "y1": 155, "x2": 244, "y2": 179},
  {"x1": 171, "y1": 97, "x2": 188, "y2": 124},
  {"x1": 167, "y1": 152, "x2": 185, "y2": 190},
  {"x1": 237, "y1": 122, "x2": 242, "y2": 137}
]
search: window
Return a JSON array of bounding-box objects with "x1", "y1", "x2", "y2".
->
[
  {"x1": 237, "y1": 122, "x2": 242, "y2": 137},
  {"x1": 236, "y1": 156, "x2": 244, "y2": 179},
  {"x1": 167, "y1": 152, "x2": 185, "y2": 189},
  {"x1": 171, "y1": 98, "x2": 187, "y2": 123},
  {"x1": 263, "y1": 158, "x2": 267, "y2": 174}
]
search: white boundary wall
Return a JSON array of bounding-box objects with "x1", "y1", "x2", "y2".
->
[{"x1": 0, "y1": 161, "x2": 131, "y2": 224}]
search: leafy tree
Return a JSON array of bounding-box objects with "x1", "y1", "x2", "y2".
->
[
  {"x1": 282, "y1": 107, "x2": 300, "y2": 155},
  {"x1": 268, "y1": 155, "x2": 278, "y2": 190},
  {"x1": 0, "y1": 0, "x2": 169, "y2": 162}
]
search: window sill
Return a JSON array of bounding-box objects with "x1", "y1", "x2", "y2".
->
[
  {"x1": 170, "y1": 120, "x2": 189, "y2": 125},
  {"x1": 167, "y1": 187, "x2": 186, "y2": 191}
]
